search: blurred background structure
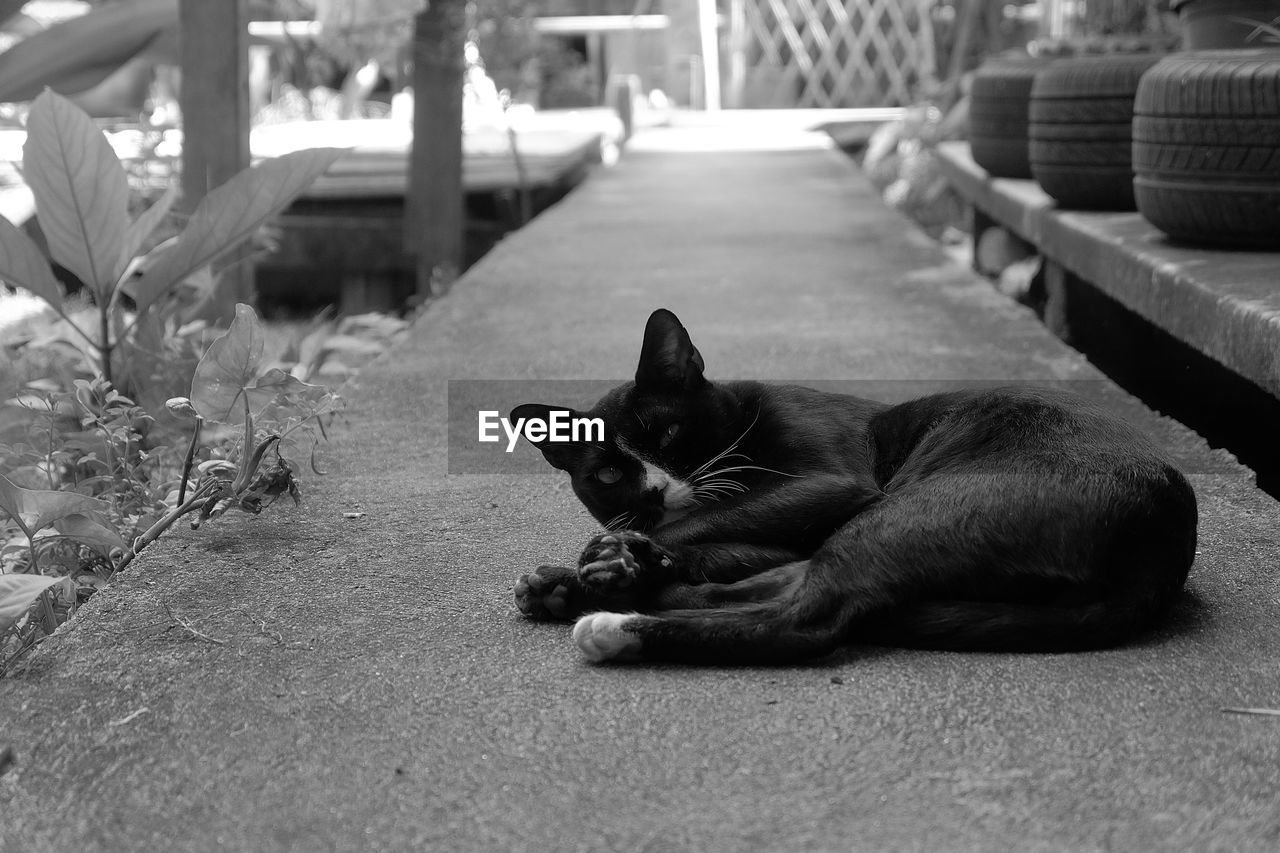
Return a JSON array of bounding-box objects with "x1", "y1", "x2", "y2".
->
[{"x1": 0, "y1": 0, "x2": 1184, "y2": 319}]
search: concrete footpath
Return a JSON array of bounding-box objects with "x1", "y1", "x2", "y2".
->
[{"x1": 3, "y1": 116, "x2": 1279, "y2": 851}]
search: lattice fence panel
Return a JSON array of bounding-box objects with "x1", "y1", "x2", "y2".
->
[{"x1": 734, "y1": 0, "x2": 936, "y2": 108}]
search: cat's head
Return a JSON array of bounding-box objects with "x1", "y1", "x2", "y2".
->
[{"x1": 512, "y1": 309, "x2": 742, "y2": 531}]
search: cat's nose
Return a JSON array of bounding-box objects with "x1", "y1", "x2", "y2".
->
[{"x1": 643, "y1": 487, "x2": 665, "y2": 507}]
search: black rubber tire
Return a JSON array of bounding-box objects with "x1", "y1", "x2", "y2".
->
[
  {"x1": 1032, "y1": 52, "x2": 1166, "y2": 99},
  {"x1": 1133, "y1": 50, "x2": 1280, "y2": 248},
  {"x1": 1026, "y1": 54, "x2": 1163, "y2": 210},
  {"x1": 1036, "y1": 166, "x2": 1137, "y2": 208},
  {"x1": 971, "y1": 57, "x2": 1049, "y2": 99},
  {"x1": 1134, "y1": 50, "x2": 1280, "y2": 117},
  {"x1": 970, "y1": 137, "x2": 1035, "y2": 178},
  {"x1": 1134, "y1": 178, "x2": 1280, "y2": 247},
  {"x1": 1132, "y1": 141, "x2": 1280, "y2": 179},
  {"x1": 969, "y1": 57, "x2": 1051, "y2": 178},
  {"x1": 1133, "y1": 116, "x2": 1280, "y2": 147},
  {"x1": 1029, "y1": 96, "x2": 1136, "y2": 124},
  {"x1": 1031, "y1": 122, "x2": 1134, "y2": 142},
  {"x1": 1030, "y1": 139, "x2": 1132, "y2": 167}
]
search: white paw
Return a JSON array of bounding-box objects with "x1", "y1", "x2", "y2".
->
[{"x1": 572, "y1": 612, "x2": 642, "y2": 662}]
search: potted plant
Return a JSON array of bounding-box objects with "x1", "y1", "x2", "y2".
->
[{"x1": 1171, "y1": 0, "x2": 1280, "y2": 48}]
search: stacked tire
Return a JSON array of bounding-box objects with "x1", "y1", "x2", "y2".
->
[
  {"x1": 1028, "y1": 53, "x2": 1164, "y2": 210},
  {"x1": 1133, "y1": 50, "x2": 1280, "y2": 248},
  {"x1": 969, "y1": 57, "x2": 1052, "y2": 178}
]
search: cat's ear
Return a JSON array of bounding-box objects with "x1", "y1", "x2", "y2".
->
[
  {"x1": 509, "y1": 403, "x2": 583, "y2": 471},
  {"x1": 636, "y1": 308, "x2": 705, "y2": 391}
]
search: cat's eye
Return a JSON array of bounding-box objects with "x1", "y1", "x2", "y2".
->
[
  {"x1": 596, "y1": 466, "x2": 623, "y2": 485},
  {"x1": 659, "y1": 422, "x2": 681, "y2": 449}
]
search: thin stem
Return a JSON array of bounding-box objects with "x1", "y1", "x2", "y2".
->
[
  {"x1": 113, "y1": 480, "x2": 220, "y2": 574},
  {"x1": 98, "y1": 306, "x2": 113, "y2": 386},
  {"x1": 97, "y1": 421, "x2": 119, "y2": 492},
  {"x1": 43, "y1": 406, "x2": 56, "y2": 490},
  {"x1": 25, "y1": 532, "x2": 39, "y2": 576},
  {"x1": 45, "y1": 303, "x2": 99, "y2": 353},
  {"x1": 177, "y1": 417, "x2": 203, "y2": 505},
  {"x1": 1, "y1": 629, "x2": 50, "y2": 675},
  {"x1": 37, "y1": 585, "x2": 59, "y2": 634}
]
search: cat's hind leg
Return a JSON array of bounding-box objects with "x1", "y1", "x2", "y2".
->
[
  {"x1": 573, "y1": 561, "x2": 814, "y2": 662},
  {"x1": 571, "y1": 470, "x2": 1194, "y2": 663},
  {"x1": 571, "y1": 559, "x2": 848, "y2": 664},
  {"x1": 653, "y1": 561, "x2": 808, "y2": 610}
]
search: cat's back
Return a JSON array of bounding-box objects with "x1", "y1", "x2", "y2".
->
[
  {"x1": 724, "y1": 381, "x2": 888, "y2": 474},
  {"x1": 875, "y1": 384, "x2": 1188, "y2": 487}
]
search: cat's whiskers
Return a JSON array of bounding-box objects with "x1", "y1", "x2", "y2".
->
[
  {"x1": 695, "y1": 478, "x2": 749, "y2": 493},
  {"x1": 691, "y1": 477, "x2": 750, "y2": 504},
  {"x1": 688, "y1": 440, "x2": 804, "y2": 506},
  {"x1": 604, "y1": 511, "x2": 637, "y2": 531},
  {"x1": 687, "y1": 410, "x2": 763, "y2": 479},
  {"x1": 688, "y1": 449, "x2": 750, "y2": 479},
  {"x1": 701, "y1": 463, "x2": 800, "y2": 479}
]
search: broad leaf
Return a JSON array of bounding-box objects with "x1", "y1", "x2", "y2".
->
[
  {"x1": 190, "y1": 303, "x2": 264, "y2": 424},
  {"x1": 132, "y1": 148, "x2": 345, "y2": 316},
  {"x1": 246, "y1": 368, "x2": 335, "y2": 426},
  {"x1": 0, "y1": 473, "x2": 110, "y2": 535},
  {"x1": 22, "y1": 90, "x2": 129, "y2": 302},
  {"x1": 0, "y1": 574, "x2": 65, "y2": 636},
  {"x1": 0, "y1": 0, "x2": 178, "y2": 103},
  {"x1": 0, "y1": 214, "x2": 63, "y2": 312},
  {"x1": 117, "y1": 183, "x2": 179, "y2": 284},
  {"x1": 48, "y1": 513, "x2": 127, "y2": 557}
]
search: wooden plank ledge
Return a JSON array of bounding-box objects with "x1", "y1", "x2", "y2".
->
[
  {"x1": 250, "y1": 119, "x2": 604, "y2": 198},
  {"x1": 936, "y1": 140, "x2": 1280, "y2": 399}
]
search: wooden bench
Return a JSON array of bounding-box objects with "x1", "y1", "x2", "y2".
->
[{"x1": 935, "y1": 140, "x2": 1280, "y2": 400}]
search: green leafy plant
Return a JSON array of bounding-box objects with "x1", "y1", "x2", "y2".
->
[
  {"x1": 107, "y1": 302, "x2": 338, "y2": 567},
  {"x1": 1, "y1": 302, "x2": 340, "y2": 670},
  {"x1": 0, "y1": 475, "x2": 117, "y2": 651},
  {"x1": 1234, "y1": 16, "x2": 1280, "y2": 43},
  {"x1": 0, "y1": 89, "x2": 342, "y2": 388},
  {"x1": 0, "y1": 90, "x2": 346, "y2": 670},
  {"x1": 0, "y1": 0, "x2": 179, "y2": 105}
]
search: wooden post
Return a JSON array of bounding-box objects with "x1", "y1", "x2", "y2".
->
[
  {"x1": 611, "y1": 75, "x2": 635, "y2": 142},
  {"x1": 405, "y1": 3, "x2": 466, "y2": 299},
  {"x1": 697, "y1": 0, "x2": 721, "y2": 111},
  {"x1": 944, "y1": 0, "x2": 983, "y2": 102},
  {"x1": 664, "y1": 0, "x2": 701, "y2": 108},
  {"x1": 726, "y1": 0, "x2": 746, "y2": 109},
  {"x1": 1043, "y1": 260, "x2": 1073, "y2": 344},
  {"x1": 179, "y1": 0, "x2": 253, "y2": 313}
]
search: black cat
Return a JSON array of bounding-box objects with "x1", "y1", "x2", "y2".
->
[{"x1": 512, "y1": 309, "x2": 1197, "y2": 665}]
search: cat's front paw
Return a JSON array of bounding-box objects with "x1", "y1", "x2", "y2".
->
[
  {"x1": 515, "y1": 565, "x2": 582, "y2": 621},
  {"x1": 578, "y1": 531, "x2": 677, "y2": 593}
]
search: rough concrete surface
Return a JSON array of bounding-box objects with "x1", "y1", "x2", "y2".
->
[{"x1": 2, "y1": 118, "x2": 1278, "y2": 852}]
